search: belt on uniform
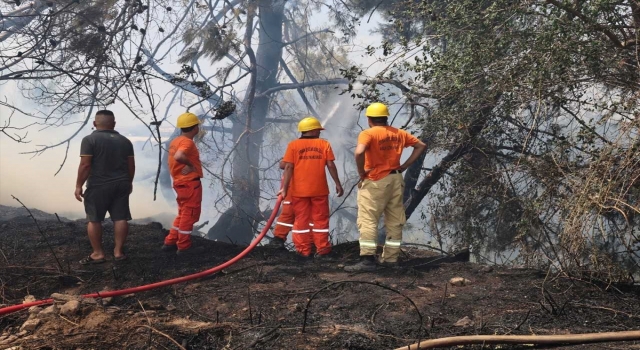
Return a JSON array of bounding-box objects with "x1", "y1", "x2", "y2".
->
[{"x1": 390, "y1": 169, "x2": 402, "y2": 174}]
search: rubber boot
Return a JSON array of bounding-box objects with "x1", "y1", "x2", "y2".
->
[
  {"x1": 265, "y1": 237, "x2": 286, "y2": 249},
  {"x1": 161, "y1": 244, "x2": 177, "y2": 252},
  {"x1": 344, "y1": 255, "x2": 377, "y2": 272}
]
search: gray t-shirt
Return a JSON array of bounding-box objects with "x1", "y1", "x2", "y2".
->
[{"x1": 80, "y1": 130, "x2": 134, "y2": 188}]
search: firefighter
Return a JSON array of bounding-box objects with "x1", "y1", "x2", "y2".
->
[
  {"x1": 278, "y1": 117, "x2": 344, "y2": 258},
  {"x1": 265, "y1": 161, "x2": 294, "y2": 249},
  {"x1": 162, "y1": 112, "x2": 204, "y2": 255},
  {"x1": 344, "y1": 103, "x2": 427, "y2": 272}
]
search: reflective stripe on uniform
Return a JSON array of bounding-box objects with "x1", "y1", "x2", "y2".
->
[
  {"x1": 312, "y1": 229, "x2": 329, "y2": 233},
  {"x1": 178, "y1": 230, "x2": 192, "y2": 235},
  {"x1": 171, "y1": 226, "x2": 179, "y2": 230},
  {"x1": 359, "y1": 240, "x2": 377, "y2": 248},
  {"x1": 292, "y1": 229, "x2": 310, "y2": 233},
  {"x1": 385, "y1": 240, "x2": 402, "y2": 247},
  {"x1": 276, "y1": 221, "x2": 294, "y2": 227},
  {"x1": 283, "y1": 201, "x2": 291, "y2": 205},
  {"x1": 309, "y1": 223, "x2": 314, "y2": 226}
]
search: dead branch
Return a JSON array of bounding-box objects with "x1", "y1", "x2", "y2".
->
[
  {"x1": 301, "y1": 280, "x2": 423, "y2": 345},
  {"x1": 247, "y1": 325, "x2": 280, "y2": 348},
  {"x1": 139, "y1": 325, "x2": 186, "y2": 350},
  {"x1": 11, "y1": 195, "x2": 64, "y2": 272}
]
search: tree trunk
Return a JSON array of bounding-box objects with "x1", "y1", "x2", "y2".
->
[
  {"x1": 208, "y1": 1, "x2": 284, "y2": 245},
  {"x1": 404, "y1": 105, "x2": 495, "y2": 219},
  {"x1": 402, "y1": 137, "x2": 429, "y2": 204}
]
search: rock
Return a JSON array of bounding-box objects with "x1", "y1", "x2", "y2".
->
[
  {"x1": 454, "y1": 316, "x2": 474, "y2": 327},
  {"x1": 51, "y1": 293, "x2": 81, "y2": 303},
  {"x1": 480, "y1": 265, "x2": 494, "y2": 273},
  {"x1": 166, "y1": 304, "x2": 176, "y2": 312},
  {"x1": 59, "y1": 300, "x2": 80, "y2": 316},
  {"x1": 28, "y1": 306, "x2": 41, "y2": 314},
  {"x1": 39, "y1": 305, "x2": 58, "y2": 315},
  {"x1": 417, "y1": 286, "x2": 432, "y2": 292},
  {"x1": 449, "y1": 277, "x2": 472, "y2": 286},
  {"x1": 22, "y1": 295, "x2": 36, "y2": 304},
  {"x1": 83, "y1": 310, "x2": 112, "y2": 330},
  {"x1": 20, "y1": 319, "x2": 41, "y2": 332},
  {"x1": 100, "y1": 287, "x2": 113, "y2": 305}
]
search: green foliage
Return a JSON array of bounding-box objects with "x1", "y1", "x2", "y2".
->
[{"x1": 352, "y1": 0, "x2": 640, "y2": 280}]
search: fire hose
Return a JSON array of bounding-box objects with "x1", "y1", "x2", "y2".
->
[
  {"x1": 0, "y1": 195, "x2": 283, "y2": 317},
  {"x1": 395, "y1": 330, "x2": 640, "y2": 349}
]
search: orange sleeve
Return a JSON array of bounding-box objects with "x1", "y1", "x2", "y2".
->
[
  {"x1": 283, "y1": 143, "x2": 295, "y2": 164},
  {"x1": 325, "y1": 142, "x2": 335, "y2": 161},
  {"x1": 403, "y1": 130, "x2": 420, "y2": 147},
  {"x1": 357, "y1": 130, "x2": 371, "y2": 146}
]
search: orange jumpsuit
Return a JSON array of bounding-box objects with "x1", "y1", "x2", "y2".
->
[
  {"x1": 164, "y1": 136, "x2": 203, "y2": 251},
  {"x1": 283, "y1": 137, "x2": 335, "y2": 256},
  {"x1": 273, "y1": 191, "x2": 294, "y2": 240}
]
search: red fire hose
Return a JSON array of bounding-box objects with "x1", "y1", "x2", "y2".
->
[{"x1": 0, "y1": 195, "x2": 283, "y2": 317}]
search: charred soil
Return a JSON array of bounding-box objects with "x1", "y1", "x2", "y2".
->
[{"x1": 0, "y1": 210, "x2": 639, "y2": 349}]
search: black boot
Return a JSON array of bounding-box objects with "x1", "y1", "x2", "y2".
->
[
  {"x1": 344, "y1": 255, "x2": 377, "y2": 272},
  {"x1": 265, "y1": 237, "x2": 286, "y2": 249}
]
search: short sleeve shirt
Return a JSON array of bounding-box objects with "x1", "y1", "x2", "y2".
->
[
  {"x1": 283, "y1": 137, "x2": 335, "y2": 197},
  {"x1": 80, "y1": 130, "x2": 134, "y2": 188},
  {"x1": 168, "y1": 136, "x2": 203, "y2": 185},
  {"x1": 357, "y1": 126, "x2": 420, "y2": 181}
]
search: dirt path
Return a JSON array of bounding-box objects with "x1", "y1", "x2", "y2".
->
[{"x1": 0, "y1": 216, "x2": 639, "y2": 349}]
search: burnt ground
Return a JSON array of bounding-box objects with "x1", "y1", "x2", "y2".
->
[{"x1": 0, "y1": 210, "x2": 639, "y2": 350}]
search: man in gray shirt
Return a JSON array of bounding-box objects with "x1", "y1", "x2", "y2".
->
[{"x1": 75, "y1": 110, "x2": 135, "y2": 264}]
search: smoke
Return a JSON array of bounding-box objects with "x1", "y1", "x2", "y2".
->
[{"x1": 0, "y1": 114, "x2": 177, "y2": 227}]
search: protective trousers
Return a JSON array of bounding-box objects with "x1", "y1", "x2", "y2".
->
[
  {"x1": 357, "y1": 173, "x2": 406, "y2": 262},
  {"x1": 291, "y1": 196, "x2": 331, "y2": 256},
  {"x1": 273, "y1": 193, "x2": 294, "y2": 240},
  {"x1": 164, "y1": 180, "x2": 202, "y2": 250}
]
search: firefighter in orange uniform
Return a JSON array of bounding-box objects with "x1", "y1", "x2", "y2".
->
[
  {"x1": 162, "y1": 112, "x2": 204, "y2": 255},
  {"x1": 278, "y1": 117, "x2": 344, "y2": 258},
  {"x1": 344, "y1": 102, "x2": 427, "y2": 271}
]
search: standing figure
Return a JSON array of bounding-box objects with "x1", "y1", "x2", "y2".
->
[
  {"x1": 75, "y1": 110, "x2": 135, "y2": 265},
  {"x1": 344, "y1": 103, "x2": 427, "y2": 272},
  {"x1": 162, "y1": 112, "x2": 203, "y2": 255},
  {"x1": 279, "y1": 117, "x2": 344, "y2": 258}
]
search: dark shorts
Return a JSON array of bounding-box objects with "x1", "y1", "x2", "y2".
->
[{"x1": 84, "y1": 181, "x2": 132, "y2": 222}]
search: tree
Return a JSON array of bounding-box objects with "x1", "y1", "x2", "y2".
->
[
  {"x1": 2, "y1": 0, "x2": 414, "y2": 244},
  {"x1": 351, "y1": 0, "x2": 639, "y2": 279}
]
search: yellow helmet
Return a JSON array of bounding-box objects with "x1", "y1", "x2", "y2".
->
[
  {"x1": 177, "y1": 112, "x2": 200, "y2": 128},
  {"x1": 298, "y1": 117, "x2": 324, "y2": 132},
  {"x1": 365, "y1": 102, "x2": 390, "y2": 117}
]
